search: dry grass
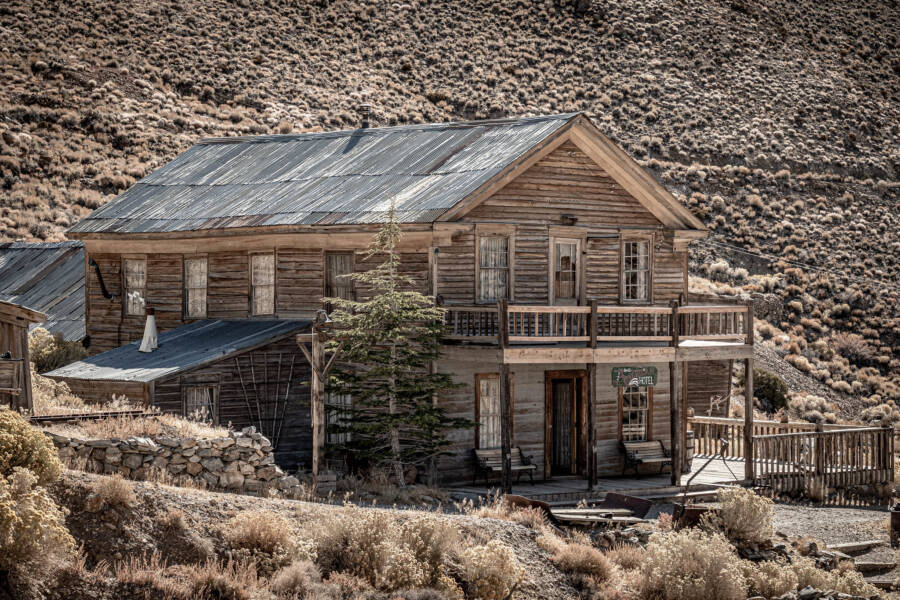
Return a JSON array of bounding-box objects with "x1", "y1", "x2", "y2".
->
[
  {"x1": 46, "y1": 412, "x2": 228, "y2": 441},
  {"x1": 92, "y1": 473, "x2": 135, "y2": 507},
  {"x1": 605, "y1": 543, "x2": 645, "y2": 571}
]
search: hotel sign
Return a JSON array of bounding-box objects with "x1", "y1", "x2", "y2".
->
[{"x1": 611, "y1": 366, "x2": 658, "y2": 387}]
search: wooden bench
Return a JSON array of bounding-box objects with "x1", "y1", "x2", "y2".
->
[
  {"x1": 473, "y1": 447, "x2": 536, "y2": 485},
  {"x1": 622, "y1": 440, "x2": 671, "y2": 475}
]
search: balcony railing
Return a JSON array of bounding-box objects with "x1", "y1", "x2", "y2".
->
[{"x1": 443, "y1": 301, "x2": 753, "y2": 346}]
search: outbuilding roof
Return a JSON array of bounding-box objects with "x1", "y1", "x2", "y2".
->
[
  {"x1": 0, "y1": 242, "x2": 84, "y2": 340},
  {"x1": 68, "y1": 113, "x2": 579, "y2": 235},
  {"x1": 44, "y1": 319, "x2": 311, "y2": 383}
]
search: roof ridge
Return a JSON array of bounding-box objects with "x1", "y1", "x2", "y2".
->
[{"x1": 196, "y1": 112, "x2": 581, "y2": 146}]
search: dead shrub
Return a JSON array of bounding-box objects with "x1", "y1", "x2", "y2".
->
[
  {"x1": 640, "y1": 528, "x2": 747, "y2": 600},
  {"x1": 790, "y1": 556, "x2": 878, "y2": 596},
  {"x1": 460, "y1": 539, "x2": 522, "y2": 600},
  {"x1": 553, "y1": 542, "x2": 612, "y2": 581},
  {"x1": 742, "y1": 559, "x2": 798, "y2": 598},
  {"x1": 184, "y1": 558, "x2": 260, "y2": 600},
  {"x1": 701, "y1": 487, "x2": 774, "y2": 544},
  {"x1": 28, "y1": 327, "x2": 88, "y2": 374},
  {"x1": 605, "y1": 543, "x2": 644, "y2": 571},
  {"x1": 224, "y1": 510, "x2": 314, "y2": 575},
  {"x1": 270, "y1": 559, "x2": 322, "y2": 599},
  {"x1": 92, "y1": 474, "x2": 136, "y2": 507}
]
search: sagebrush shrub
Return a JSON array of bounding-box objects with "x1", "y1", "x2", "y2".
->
[
  {"x1": 701, "y1": 487, "x2": 774, "y2": 544},
  {"x1": 791, "y1": 556, "x2": 877, "y2": 596},
  {"x1": 751, "y1": 368, "x2": 789, "y2": 413},
  {"x1": 461, "y1": 539, "x2": 522, "y2": 600},
  {"x1": 0, "y1": 467, "x2": 75, "y2": 571},
  {"x1": 553, "y1": 542, "x2": 611, "y2": 581},
  {"x1": 224, "y1": 510, "x2": 314, "y2": 575},
  {"x1": 742, "y1": 559, "x2": 798, "y2": 598},
  {"x1": 605, "y1": 543, "x2": 644, "y2": 571},
  {"x1": 93, "y1": 474, "x2": 136, "y2": 507},
  {"x1": 0, "y1": 408, "x2": 61, "y2": 484},
  {"x1": 270, "y1": 559, "x2": 322, "y2": 599},
  {"x1": 640, "y1": 529, "x2": 747, "y2": 600},
  {"x1": 28, "y1": 327, "x2": 88, "y2": 374}
]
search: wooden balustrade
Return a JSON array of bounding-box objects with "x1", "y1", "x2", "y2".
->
[
  {"x1": 752, "y1": 427, "x2": 893, "y2": 494},
  {"x1": 688, "y1": 416, "x2": 858, "y2": 459},
  {"x1": 443, "y1": 302, "x2": 754, "y2": 346}
]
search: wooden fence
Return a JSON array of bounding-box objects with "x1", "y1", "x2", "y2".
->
[
  {"x1": 752, "y1": 427, "x2": 893, "y2": 494},
  {"x1": 688, "y1": 416, "x2": 856, "y2": 459}
]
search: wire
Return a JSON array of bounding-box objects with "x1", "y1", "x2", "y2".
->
[{"x1": 694, "y1": 238, "x2": 900, "y2": 293}]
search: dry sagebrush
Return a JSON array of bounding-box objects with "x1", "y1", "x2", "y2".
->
[{"x1": 700, "y1": 487, "x2": 775, "y2": 544}]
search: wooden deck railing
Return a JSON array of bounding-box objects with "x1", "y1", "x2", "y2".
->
[
  {"x1": 752, "y1": 426, "x2": 893, "y2": 493},
  {"x1": 688, "y1": 416, "x2": 857, "y2": 459},
  {"x1": 443, "y1": 302, "x2": 753, "y2": 345}
]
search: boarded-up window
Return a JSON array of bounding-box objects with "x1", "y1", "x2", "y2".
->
[
  {"x1": 620, "y1": 386, "x2": 651, "y2": 441},
  {"x1": 326, "y1": 393, "x2": 352, "y2": 445},
  {"x1": 184, "y1": 257, "x2": 207, "y2": 318},
  {"x1": 623, "y1": 240, "x2": 650, "y2": 302},
  {"x1": 478, "y1": 236, "x2": 509, "y2": 302},
  {"x1": 554, "y1": 241, "x2": 578, "y2": 301},
  {"x1": 184, "y1": 384, "x2": 217, "y2": 423},
  {"x1": 123, "y1": 258, "x2": 146, "y2": 316},
  {"x1": 325, "y1": 253, "x2": 354, "y2": 303},
  {"x1": 251, "y1": 253, "x2": 275, "y2": 315}
]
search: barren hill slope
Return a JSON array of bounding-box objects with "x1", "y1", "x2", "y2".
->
[{"x1": 0, "y1": 0, "x2": 898, "y2": 410}]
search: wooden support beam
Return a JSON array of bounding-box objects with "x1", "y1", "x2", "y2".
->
[
  {"x1": 498, "y1": 299, "x2": 512, "y2": 494},
  {"x1": 586, "y1": 362, "x2": 597, "y2": 490},
  {"x1": 305, "y1": 332, "x2": 325, "y2": 482},
  {"x1": 669, "y1": 360, "x2": 683, "y2": 486},
  {"x1": 744, "y1": 357, "x2": 754, "y2": 481}
]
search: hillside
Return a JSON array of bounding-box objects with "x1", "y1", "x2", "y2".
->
[{"x1": 0, "y1": 0, "x2": 898, "y2": 411}]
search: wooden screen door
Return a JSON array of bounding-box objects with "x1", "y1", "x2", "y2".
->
[{"x1": 545, "y1": 370, "x2": 587, "y2": 477}]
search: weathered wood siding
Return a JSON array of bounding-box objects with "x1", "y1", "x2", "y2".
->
[
  {"x1": 57, "y1": 378, "x2": 148, "y2": 405},
  {"x1": 153, "y1": 335, "x2": 312, "y2": 468},
  {"x1": 435, "y1": 230, "x2": 475, "y2": 303},
  {"x1": 685, "y1": 360, "x2": 732, "y2": 417},
  {"x1": 276, "y1": 249, "x2": 324, "y2": 316},
  {"x1": 436, "y1": 350, "x2": 674, "y2": 483}
]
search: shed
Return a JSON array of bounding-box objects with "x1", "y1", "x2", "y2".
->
[
  {"x1": 0, "y1": 242, "x2": 85, "y2": 341},
  {"x1": 46, "y1": 319, "x2": 314, "y2": 466},
  {"x1": 0, "y1": 300, "x2": 46, "y2": 411}
]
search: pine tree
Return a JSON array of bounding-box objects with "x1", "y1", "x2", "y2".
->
[{"x1": 324, "y1": 201, "x2": 469, "y2": 485}]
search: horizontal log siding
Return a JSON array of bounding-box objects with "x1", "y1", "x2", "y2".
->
[
  {"x1": 86, "y1": 253, "x2": 123, "y2": 353},
  {"x1": 514, "y1": 225, "x2": 549, "y2": 303},
  {"x1": 436, "y1": 350, "x2": 674, "y2": 483},
  {"x1": 276, "y1": 249, "x2": 324, "y2": 315},
  {"x1": 685, "y1": 360, "x2": 732, "y2": 418},
  {"x1": 208, "y1": 252, "x2": 249, "y2": 319},
  {"x1": 463, "y1": 142, "x2": 663, "y2": 227},
  {"x1": 653, "y1": 231, "x2": 687, "y2": 303},
  {"x1": 585, "y1": 237, "x2": 620, "y2": 303},
  {"x1": 147, "y1": 254, "x2": 184, "y2": 332},
  {"x1": 57, "y1": 378, "x2": 148, "y2": 405},
  {"x1": 436, "y1": 230, "x2": 475, "y2": 303},
  {"x1": 354, "y1": 251, "x2": 430, "y2": 300},
  {"x1": 153, "y1": 335, "x2": 312, "y2": 469}
]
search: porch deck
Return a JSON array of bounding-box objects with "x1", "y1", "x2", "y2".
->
[{"x1": 450, "y1": 454, "x2": 744, "y2": 503}]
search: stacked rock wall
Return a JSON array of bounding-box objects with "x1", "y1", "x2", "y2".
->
[{"x1": 45, "y1": 426, "x2": 301, "y2": 494}]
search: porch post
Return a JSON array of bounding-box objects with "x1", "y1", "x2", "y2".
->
[
  {"x1": 498, "y1": 300, "x2": 512, "y2": 494},
  {"x1": 587, "y1": 299, "x2": 598, "y2": 490},
  {"x1": 669, "y1": 360, "x2": 683, "y2": 486},
  {"x1": 311, "y1": 332, "x2": 325, "y2": 483},
  {"x1": 744, "y1": 357, "x2": 754, "y2": 481}
]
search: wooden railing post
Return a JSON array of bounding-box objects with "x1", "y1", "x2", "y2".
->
[
  {"x1": 670, "y1": 300, "x2": 680, "y2": 347},
  {"x1": 588, "y1": 299, "x2": 598, "y2": 349},
  {"x1": 746, "y1": 302, "x2": 755, "y2": 346},
  {"x1": 814, "y1": 421, "x2": 825, "y2": 477},
  {"x1": 587, "y1": 299, "x2": 598, "y2": 490},
  {"x1": 744, "y1": 357, "x2": 754, "y2": 481}
]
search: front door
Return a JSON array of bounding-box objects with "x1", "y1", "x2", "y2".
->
[{"x1": 545, "y1": 371, "x2": 587, "y2": 477}]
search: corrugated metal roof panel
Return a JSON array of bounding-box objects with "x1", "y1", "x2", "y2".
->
[
  {"x1": 44, "y1": 319, "x2": 311, "y2": 383},
  {"x1": 70, "y1": 113, "x2": 579, "y2": 235},
  {"x1": 0, "y1": 242, "x2": 85, "y2": 341}
]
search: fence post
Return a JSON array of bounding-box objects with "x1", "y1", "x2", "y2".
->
[
  {"x1": 744, "y1": 358, "x2": 754, "y2": 481},
  {"x1": 814, "y1": 422, "x2": 825, "y2": 477}
]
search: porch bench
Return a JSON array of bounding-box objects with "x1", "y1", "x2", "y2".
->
[
  {"x1": 622, "y1": 440, "x2": 671, "y2": 475},
  {"x1": 473, "y1": 447, "x2": 536, "y2": 486}
]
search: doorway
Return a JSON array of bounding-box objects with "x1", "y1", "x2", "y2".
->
[{"x1": 544, "y1": 370, "x2": 587, "y2": 477}]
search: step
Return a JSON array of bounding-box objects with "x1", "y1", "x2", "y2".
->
[
  {"x1": 826, "y1": 539, "x2": 884, "y2": 554},
  {"x1": 862, "y1": 578, "x2": 894, "y2": 590},
  {"x1": 854, "y1": 561, "x2": 896, "y2": 574}
]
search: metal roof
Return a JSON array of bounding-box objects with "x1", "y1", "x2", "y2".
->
[
  {"x1": 68, "y1": 113, "x2": 579, "y2": 235},
  {"x1": 0, "y1": 242, "x2": 85, "y2": 340},
  {"x1": 44, "y1": 319, "x2": 311, "y2": 383}
]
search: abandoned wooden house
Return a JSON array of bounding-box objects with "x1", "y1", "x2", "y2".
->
[
  {"x1": 0, "y1": 300, "x2": 45, "y2": 412},
  {"x1": 47, "y1": 112, "x2": 757, "y2": 485}
]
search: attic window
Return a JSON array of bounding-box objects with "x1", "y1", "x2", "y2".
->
[
  {"x1": 123, "y1": 258, "x2": 146, "y2": 316},
  {"x1": 250, "y1": 253, "x2": 275, "y2": 316}
]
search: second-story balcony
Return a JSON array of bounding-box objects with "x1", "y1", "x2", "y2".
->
[{"x1": 442, "y1": 301, "x2": 755, "y2": 364}]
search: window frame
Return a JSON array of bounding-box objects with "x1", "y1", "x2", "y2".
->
[
  {"x1": 617, "y1": 385, "x2": 654, "y2": 442},
  {"x1": 249, "y1": 251, "x2": 276, "y2": 316},
  {"x1": 183, "y1": 255, "x2": 208, "y2": 319},
  {"x1": 122, "y1": 255, "x2": 147, "y2": 317},
  {"x1": 474, "y1": 225, "x2": 515, "y2": 304},
  {"x1": 182, "y1": 381, "x2": 219, "y2": 425},
  {"x1": 474, "y1": 373, "x2": 514, "y2": 449},
  {"x1": 549, "y1": 236, "x2": 582, "y2": 305},
  {"x1": 325, "y1": 392, "x2": 353, "y2": 445},
  {"x1": 324, "y1": 251, "x2": 355, "y2": 307},
  {"x1": 619, "y1": 234, "x2": 654, "y2": 304}
]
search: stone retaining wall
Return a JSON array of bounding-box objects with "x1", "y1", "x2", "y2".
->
[{"x1": 45, "y1": 426, "x2": 301, "y2": 494}]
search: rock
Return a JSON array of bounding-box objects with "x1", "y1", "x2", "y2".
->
[
  {"x1": 240, "y1": 462, "x2": 255, "y2": 476},
  {"x1": 200, "y1": 472, "x2": 219, "y2": 487},
  {"x1": 168, "y1": 463, "x2": 187, "y2": 475},
  {"x1": 130, "y1": 437, "x2": 159, "y2": 452},
  {"x1": 243, "y1": 479, "x2": 263, "y2": 492},
  {"x1": 186, "y1": 462, "x2": 203, "y2": 476},
  {"x1": 236, "y1": 437, "x2": 253, "y2": 448},
  {"x1": 219, "y1": 471, "x2": 245, "y2": 489},
  {"x1": 256, "y1": 465, "x2": 282, "y2": 481},
  {"x1": 213, "y1": 437, "x2": 235, "y2": 449},
  {"x1": 181, "y1": 438, "x2": 197, "y2": 449},
  {"x1": 798, "y1": 586, "x2": 821, "y2": 600},
  {"x1": 84, "y1": 494, "x2": 105, "y2": 513},
  {"x1": 241, "y1": 426, "x2": 256, "y2": 436},
  {"x1": 122, "y1": 453, "x2": 143, "y2": 469},
  {"x1": 156, "y1": 436, "x2": 179, "y2": 447},
  {"x1": 85, "y1": 439, "x2": 116, "y2": 448},
  {"x1": 277, "y1": 475, "x2": 300, "y2": 490},
  {"x1": 200, "y1": 458, "x2": 224, "y2": 472},
  {"x1": 151, "y1": 456, "x2": 169, "y2": 469}
]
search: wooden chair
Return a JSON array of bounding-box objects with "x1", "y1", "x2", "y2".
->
[
  {"x1": 622, "y1": 440, "x2": 671, "y2": 475},
  {"x1": 473, "y1": 447, "x2": 536, "y2": 485}
]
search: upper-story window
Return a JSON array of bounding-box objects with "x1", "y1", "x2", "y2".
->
[
  {"x1": 123, "y1": 258, "x2": 146, "y2": 316},
  {"x1": 325, "y1": 252, "x2": 355, "y2": 303},
  {"x1": 184, "y1": 257, "x2": 208, "y2": 318},
  {"x1": 478, "y1": 236, "x2": 509, "y2": 303},
  {"x1": 552, "y1": 239, "x2": 580, "y2": 304},
  {"x1": 622, "y1": 239, "x2": 651, "y2": 303},
  {"x1": 250, "y1": 253, "x2": 275, "y2": 315}
]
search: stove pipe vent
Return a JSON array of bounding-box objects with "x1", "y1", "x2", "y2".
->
[
  {"x1": 358, "y1": 103, "x2": 373, "y2": 128},
  {"x1": 139, "y1": 307, "x2": 158, "y2": 353}
]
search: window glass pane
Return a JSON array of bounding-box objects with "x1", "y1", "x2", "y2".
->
[
  {"x1": 185, "y1": 385, "x2": 216, "y2": 422},
  {"x1": 124, "y1": 259, "x2": 146, "y2": 316},
  {"x1": 623, "y1": 240, "x2": 650, "y2": 301},
  {"x1": 555, "y1": 242, "x2": 577, "y2": 299},
  {"x1": 251, "y1": 254, "x2": 275, "y2": 315},
  {"x1": 184, "y1": 258, "x2": 207, "y2": 318},
  {"x1": 479, "y1": 237, "x2": 508, "y2": 302},
  {"x1": 326, "y1": 393, "x2": 352, "y2": 444},
  {"x1": 621, "y1": 385, "x2": 649, "y2": 441},
  {"x1": 478, "y1": 376, "x2": 501, "y2": 448}
]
